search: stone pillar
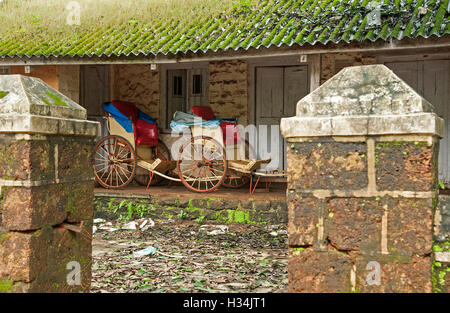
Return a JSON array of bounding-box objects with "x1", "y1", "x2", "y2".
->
[
  {"x1": 281, "y1": 65, "x2": 444, "y2": 293},
  {"x1": 0, "y1": 75, "x2": 99, "y2": 292}
]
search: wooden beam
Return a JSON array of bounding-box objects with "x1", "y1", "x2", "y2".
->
[{"x1": 309, "y1": 54, "x2": 321, "y2": 92}]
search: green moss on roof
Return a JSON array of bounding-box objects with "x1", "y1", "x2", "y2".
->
[{"x1": 0, "y1": 0, "x2": 449, "y2": 58}]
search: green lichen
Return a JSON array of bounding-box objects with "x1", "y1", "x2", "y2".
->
[
  {"x1": 293, "y1": 247, "x2": 305, "y2": 255},
  {"x1": 433, "y1": 241, "x2": 450, "y2": 253},
  {"x1": 0, "y1": 280, "x2": 13, "y2": 293},
  {"x1": 432, "y1": 242, "x2": 450, "y2": 293},
  {"x1": 0, "y1": 233, "x2": 11, "y2": 240},
  {"x1": 206, "y1": 197, "x2": 219, "y2": 209},
  {"x1": 0, "y1": 91, "x2": 9, "y2": 99},
  {"x1": 42, "y1": 91, "x2": 67, "y2": 107}
]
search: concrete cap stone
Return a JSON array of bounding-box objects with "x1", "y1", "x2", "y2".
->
[
  {"x1": 281, "y1": 65, "x2": 444, "y2": 138},
  {"x1": 0, "y1": 75, "x2": 99, "y2": 137}
]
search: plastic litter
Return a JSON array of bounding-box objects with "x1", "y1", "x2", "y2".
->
[
  {"x1": 200, "y1": 225, "x2": 228, "y2": 236},
  {"x1": 93, "y1": 218, "x2": 106, "y2": 224},
  {"x1": 122, "y1": 221, "x2": 138, "y2": 230},
  {"x1": 133, "y1": 246, "x2": 158, "y2": 258},
  {"x1": 122, "y1": 218, "x2": 155, "y2": 231}
]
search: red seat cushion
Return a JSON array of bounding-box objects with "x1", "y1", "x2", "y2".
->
[
  {"x1": 135, "y1": 119, "x2": 158, "y2": 146},
  {"x1": 111, "y1": 100, "x2": 138, "y2": 122},
  {"x1": 220, "y1": 121, "x2": 241, "y2": 145},
  {"x1": 191, "y1": 106, "x2": 216, "y2": 121}
]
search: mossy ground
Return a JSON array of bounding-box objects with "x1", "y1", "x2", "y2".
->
[{"x1": 94, "y1": 196, "x2": 285, "y2": 225}]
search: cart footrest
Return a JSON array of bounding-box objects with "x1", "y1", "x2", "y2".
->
[
  {"x1": 228, "y1": 159, "x2": 271, "y2": 173},
  {"x1": 137, "y1": 159, "x2": 177, "y2": 173}
]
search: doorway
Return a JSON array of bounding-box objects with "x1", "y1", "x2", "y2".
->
[
  {"x1": 255, "y1": 65, "x2": 309, "y2": 171},
  {"x1": 165, "y1": 67, "x2": 208, "y2": 128},
  {"x1": 80, "y1": 65, "x2": 111, "y2": 138}
]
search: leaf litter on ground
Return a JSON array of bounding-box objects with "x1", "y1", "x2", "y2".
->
[{"x1": 91, "y1": 218, "x2": 287, "y2": 293}]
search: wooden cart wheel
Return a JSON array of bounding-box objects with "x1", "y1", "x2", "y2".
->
[
  {"x1": 222, "y1": 171, "x2": 250, "y2": 189},
  {"x1": 222, "y1": 139, "x2": 254, "y2": 189},
  {"x1": 94, "y1": 135, "x2": 137, "y2": 189},
  {"x1": 134, "y1": 140, "x2": 171, "y2": 186},
  {"x1": 177, "y1": 136, "x2": 227, "y2": 193}
]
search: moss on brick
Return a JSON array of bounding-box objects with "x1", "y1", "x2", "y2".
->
[{"x1": 0, "y1": 280, "x2": 13, "y2": 293}]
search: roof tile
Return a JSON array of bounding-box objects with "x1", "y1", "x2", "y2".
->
[{"x1": 0, "y1": 0, "x2": 449, "y2": 58}]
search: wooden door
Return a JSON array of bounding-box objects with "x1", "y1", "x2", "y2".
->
[
  {"x1": 187, "y1": 68, "x2": 208, "y2": 109},
  {"x1": 80, "y1": 65, "x2": 110, "y2": 138},
  {"x1": 167, "y1": 69, "x2": 187, "y2": 124},
  {"x1": 255, "y1": 65, "x2": 309, "y2": 171}
]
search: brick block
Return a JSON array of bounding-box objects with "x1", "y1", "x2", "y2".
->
[
  {"x1": 356, "y1": 255, "x2": 432, "y2": 293},
  {"x1": 326, "y1": 198, "x2": 382, "y2": 253},
  {"x1": 289, "y1": 248, "x2": 353, "y2": 293},
  {"x1": 2, "y1": 182, "x2": 94, "y2": 231},
  {"x1": 0, "y1": 228, "x2": 49, "y2": 282},
  {"x1": 58, "y1": 139, "x2": 93, "y2": 179},
  {"x1": 376, "y1": 141, "x2": 437, "y2": 191},
  {"x1": 66, "y1": 182, "x2": 94, "y2": 222},
  {"x1": 388, "y1": 197, "x2": 433, "y2": 255},
  {"x1": 287, "y1": 141, "x2": 367, "y2": 190},
  {"x1": 0, "y1": 221, "x2": 92, "y2": 292},
  {"x1": 287, "y1": 194, "x2": 318, "y2": 246},
  {"x1": 0, "y1": 138, "x2": 54, "y2": 181}
]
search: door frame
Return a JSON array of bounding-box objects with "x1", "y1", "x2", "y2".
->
[
  {"x1": 160, "y1": 62, "x2": 209, "y2": 130},
  {"x1": 248, "y1": 55, "x2": 311, "y2": 126},
  {"x1": 249, "y1": 56, "x2": 310, "y2": 173}
]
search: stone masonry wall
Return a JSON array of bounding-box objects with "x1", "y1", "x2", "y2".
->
[
  {"x1": 209, "y1": 60, "x2": 248, "y2": 125},
  {"x1": 287, "y1": 135, "x2": 438, "y2": 293},
  {"x1": 321, "y1": 53, "x2": 377, "y2": 85},
  {"x1": 282, "y1": 64, "x2": 443, "y2": 293},
  {"x1": 58, "y1": 65, "x2": 80, "y2": 103},
  {"x1": 0, "y1": 134, "x2": 94, "y2": 292},
  {"x1": 112, "y1": 64, "x2": 160, "y2": 118}
]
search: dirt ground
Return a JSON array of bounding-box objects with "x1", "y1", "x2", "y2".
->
[{"x1": 91, "y1": 218, "x2": 288, "y2": 293}]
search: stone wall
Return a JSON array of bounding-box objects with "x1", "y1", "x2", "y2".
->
[
  {"x1": 111, "y1": 64, "x2": 160, "y2": 118},
  {"x1": 0, "y1": 75, "x2": 99, "y2": 293},
  {"x1": 0, "y1": 136, "x2": 94, "y2": 292},
  {"x1": 58, "y1": 65, "x2": 80, "y2": 103},
  {"x1": 94, "y1": 194, "x2": 287, "y2": 225},
  {"x1": 209, "y1": 60, "x2": 248, "y2": 125},
  {"x1": 281, "y1": 65, "x2": 444, "y2": 293},
  {"x1": 321, "y1": 52, "x2": 377, "y2": 85},
  {"x1": 286, "y1": 136, "x2": 438, "y2": 292}
]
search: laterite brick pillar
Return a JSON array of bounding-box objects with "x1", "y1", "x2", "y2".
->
[
  {"x1": 281, "y1": 65, "x2": 444, "y2": 293},
  {"x1": 0, "y1": 75, "x2": 99, "y2": 292}
]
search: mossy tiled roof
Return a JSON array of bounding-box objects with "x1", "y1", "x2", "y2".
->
[{"x1": 1, "y1": 0, "x2": 449, "y2": 58}]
